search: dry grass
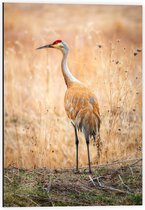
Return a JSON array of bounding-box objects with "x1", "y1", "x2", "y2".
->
[{"x1": 4, "y1": 3, "x2": 142, "y2": 169}]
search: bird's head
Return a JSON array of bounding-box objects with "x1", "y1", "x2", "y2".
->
[{"x1": 36, "y1": 40, "x2": 69, "y2": 53}]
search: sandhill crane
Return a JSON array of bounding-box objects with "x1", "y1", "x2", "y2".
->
[{"x1": 37, "y1": 40, "x2": 101, "y2": 173}]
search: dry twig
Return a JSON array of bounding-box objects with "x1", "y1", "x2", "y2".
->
[
  {"x1": 14, "y1": 193, "x2": 40, "y2": 206},
  {"x1": 118, "y1": 174, "x2": 133, "y2": 193},
  {"x1": 89, "y1": 175, "x2": 132, "y2": 194},
  {"x1": 129, "y1": 166, "x2": 134, "y2": 176},
  {"x1": 89, "y1": 175, "x2": 96, "y2": 187},
  {"x1": 130, "y1": 158, "x2": 142, "y2": 167},
  {"x1": 54, "y1": 158, "x2": 142, "y2": 173},
  {"x1": 4, "y1": 175, "x2": 13, "y2": 183}
]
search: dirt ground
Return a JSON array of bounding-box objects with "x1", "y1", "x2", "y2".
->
[{"x1": 4, "y1": 158, "x2": 142, "y2": 206}]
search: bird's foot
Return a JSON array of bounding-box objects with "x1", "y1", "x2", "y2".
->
[
  {"x1": 82, "y1": 168, "x2": 92, "y2": 174},
  {"x1": 73, "y1": 169, "x2": 80, "y2": 174},
  {"x1": 89, "y1": 170, "x2": 92, "y2": 174}
]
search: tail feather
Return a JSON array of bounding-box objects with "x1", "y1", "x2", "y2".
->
[{"x1": 75, "y1": 108, "x2": 100, "y2": 141}]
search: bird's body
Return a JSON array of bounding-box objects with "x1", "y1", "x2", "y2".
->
[
  {"x1": 37, "y1": 40, "x2": 101, "y2": 173},
  {"x1": 64, "y1": 83, "x2": 100, "y2": 141}
]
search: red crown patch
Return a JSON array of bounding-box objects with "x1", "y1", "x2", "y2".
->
[{"x1": 53, "y1": 40, "x2": 62, "y2": 45}]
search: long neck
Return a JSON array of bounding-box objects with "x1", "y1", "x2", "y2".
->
[{"x1": 61, "y1": 50, "x2": 80, "y2": 88}]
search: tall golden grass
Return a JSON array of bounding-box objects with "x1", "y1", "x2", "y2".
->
[{"x1": 4, "y1": 4, "x2": 142, "y2": 169}]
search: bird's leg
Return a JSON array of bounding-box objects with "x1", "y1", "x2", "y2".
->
[
  {"x1": 74, "y1": 126, "x2": 79, "y2": 172},
  {"x1": 86, "y1": 138, "x2": 92, "y2": 174},
  {"x1": 71, "y1": 122, "x2": 79, "y2": 172}
]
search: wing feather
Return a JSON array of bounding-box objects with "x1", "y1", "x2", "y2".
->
[{"x1": 64, "y1": 84, "x2": 100, "y2": 140}]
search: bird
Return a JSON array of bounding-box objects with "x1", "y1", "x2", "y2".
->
[{"x1": 36, "y1": 40, "x2": 101, "y2": 173}]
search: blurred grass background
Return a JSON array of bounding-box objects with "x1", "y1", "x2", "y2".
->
[{"x1": 4, "y1": 3, "x2": 142, "y2": 169}]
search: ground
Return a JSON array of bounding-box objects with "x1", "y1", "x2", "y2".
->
[{"x1": 4, "y1": 159, "x2": 142, "y2": 206}]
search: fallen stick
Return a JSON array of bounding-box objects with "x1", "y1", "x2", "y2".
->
[
  {"x1": 130, "y1": 158, "x2": 142, "y2": 167},
  {"x1": 89, "y1": 175, "x2": 96, "y2": 187},
  {"x1": 52, "y1": 158, "x2": 142, "y2": 172},
  {"x1": 129, "y1": 166, "x2": 134, "y2": 176},
  {"x1": 89, "y1": 175, "x2": 132, "y2": 194},
  {"x1": 14, "y1": 193, "x2": 40, "y2": 206},
  {"x1": 118, "y1": 174, "x2": 134, "y2": 193},
  {"x1": 4, "y1": 175, "x2": 13, "y2": 183}
]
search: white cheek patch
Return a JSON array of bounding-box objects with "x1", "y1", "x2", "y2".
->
[{"x1": 58, "y1": 43, "x2": 63, "y2": 48}]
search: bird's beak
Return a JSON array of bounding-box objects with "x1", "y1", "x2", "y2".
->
[{"x1": 36, "y1": 44, "x2": 54, "y2": 50}]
